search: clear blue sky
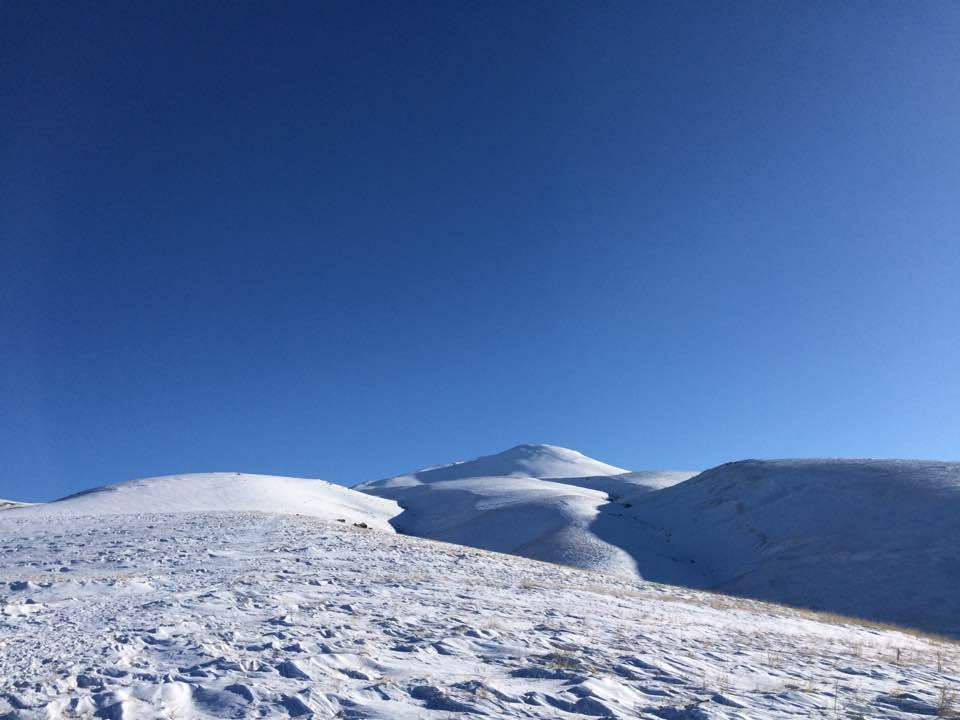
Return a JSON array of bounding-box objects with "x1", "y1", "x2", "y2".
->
[{"x1": 3, "y1": 2, "x2": 959, "y2": 501}]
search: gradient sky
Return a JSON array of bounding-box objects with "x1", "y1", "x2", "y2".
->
[{"x1": 3, "y1": 2, "x2": 960, "y2": 501}]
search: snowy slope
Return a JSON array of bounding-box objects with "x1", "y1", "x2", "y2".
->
[
  {"x1": 10, "y1": 473, "x2": 400, "y2": 531},
  {"x1": 370, "y1": 475, "x2": 642, "y2": 576},
  {"x1": 355, "y1": 443, "x2": 629, "y2": 491},
  {"x1": 358, "y1": 448, "x2": 960, "y2": 636},
  {"x1": 614, "y1": 459, "x2": 960, "y2": 636},
  {"x1": 1, "y1": 511, "x2": 955, "y2": 719},
  {"x1": 356, "y1": 445, "x2": 694, "y2": 577},
  {"x1": 544, "y1": 469, "x2": 697, "y2": 498}
]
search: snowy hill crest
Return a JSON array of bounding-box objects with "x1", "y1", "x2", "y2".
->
[
  {"x1": 355, "y1": 443, "x2": 629, "y2": 491},
  {"x1": 10, "y1": 472, "x2": 401, "y2": 531}
]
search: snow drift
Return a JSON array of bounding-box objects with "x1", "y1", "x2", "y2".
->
[{"x1": 11, "y1": 473, "x2": 400, "y2": 531}]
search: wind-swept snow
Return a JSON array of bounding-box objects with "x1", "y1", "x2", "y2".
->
[
  {"x1": 11, "y1": 473, "x2": 400, "y2": 531},
  {"x1": 0, "y1": 511, "x2": 955, "y2": 719}
]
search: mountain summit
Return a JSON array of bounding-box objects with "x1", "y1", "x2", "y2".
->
[
  {"x1": 355, "y1": 443, "x2": 627, "y2": 491},
  {"x1": 354, "y1": 444, "x2": 691, "y2": 579}
]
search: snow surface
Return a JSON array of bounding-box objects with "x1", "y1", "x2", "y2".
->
[
  {"x1": 615, "y1": 459, "x2": 960, "y2": 637},
  {"x1": 1, "y1": 510, "x2": 956, "y2": 719},
  {"x1": 355, "y1": 443, "x2": 630, "y2": 491},
  {"x1": 0, "y1": 499, "x2": 29, "y2": 510},
  {"x1": 358, "y1": 448, "x2": 960, "y2": 637},
  {"x1": 12, "y1": 473, "x2": 400, "y2": 532},
  {"x1": 356, "y1": 445, "x2": 696, "y2": 580},
  {"x1": 365, "y1": 475, "x2": 645, "y2": 577},
  {"x1": 544, "y1": 470, "x2": 699, "y2": 498}
]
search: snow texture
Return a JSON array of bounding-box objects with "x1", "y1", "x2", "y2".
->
[
  {"x1": 358, "y1": 447, "x2": 960, "y2": 637},
  {"x1": 356, "y1": 445, "x2": 694, "y2": 578},
  {"x1": 1, "y1": 511, "x2": 956, "y2": 719},
  {"x1": 355, "y1": 443, "x2": 630, "y2": 491},
  {"x1": 617, "y1": 459, "x2": 960, "y2": 637},
  {"x1": 14, "y1": 472, "x2": 400, "y2": 532}
]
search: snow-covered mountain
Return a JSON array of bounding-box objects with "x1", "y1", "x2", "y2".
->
[
  {"x1": 355, "y1": 444, "x2": 695, "y2": 578},
  {"x1": 616, "y1": 459, "x2": 960, "y2": 636},
  {"x1": 357, "y1": 447, "x2": 960, "y2": 637},
  {"x1": 355, "y1": 443, "x2": 629, "y2": 491},
  {"x1": 1, "y1": 452, "x2": 957, "y2": 715},
  {"x1": 4, "y1": 448, "x2": 958, "y2": 637},
  {"x1": 0, "y1": 498, "x2": 29, "y2": 510},
  {"x1": 11, "y1": 472, "x2": 400, "y2": 531}
]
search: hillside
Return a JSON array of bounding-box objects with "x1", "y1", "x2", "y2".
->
[
  {"x1": 357, "y1": 448, "x2": 960, "y2": 637},
  {"x1": 1, "y1": 510, "x2": 955, "y2": 718},
  {"x1": 615, "y1": 459, "x2": 960, "y2": 636},
  {"x1": 10, "y1": 472, "x2": 400, "y2": 531},
  {"x1": 6, "y1": 450, "x2": 957, "y2": 637},
  {"x1": 543, "y1": 469, "x2": 698, "y2": 498},
  {"x1": 356, "y1": 445, "x2": 694, "y2": 577}
]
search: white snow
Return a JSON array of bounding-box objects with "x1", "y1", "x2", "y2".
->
[
  {"x1": 367, "y1": 475, "x2": 644, "y2": 576},
  {"x1": 11, "y1": 473, "x2": 400, "y2": 532},
  {"x1": 357, "y1": 448, "x2": 960, "y2": 637},
  {"x1": 355, "y1": 443, "x2": 630, "y2": 491},
  {"x1": 1, "y1": 448, "x2": 957, "y2": 717},
  {"x1": 614, "y1": 459, "x2": 960, "y2": 637},
  {"x1": 356, "y1": 445, "x2": 696, "y2": 580},
  {"x1": 544, "y1": 470, "x2": 698, "y2": 497},
  {"x1": 0, "y1": 498, "x2": 30, "y2": 510},
  {"x1": 0, "y1": 510, "x2": 955, "y2": 719}
]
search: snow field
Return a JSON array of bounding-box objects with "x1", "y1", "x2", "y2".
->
[{"x1": 1, "y1": 511, "x2": 956, "y2": 719}]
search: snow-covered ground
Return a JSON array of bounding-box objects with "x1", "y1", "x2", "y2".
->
[
  {"x1": 1, "y1": 511, "x2": 956, "y2": 719},
  {"x1": 357, "y1": 447, "x2": 960, "y2": 637}
]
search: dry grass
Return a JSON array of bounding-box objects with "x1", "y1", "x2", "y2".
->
[
  {"x1": 939, "y1": 686, "x2": 959, "y2": 717},
  {"x1": 791, "y1": 608, "x2": 959, "y2": 646}
]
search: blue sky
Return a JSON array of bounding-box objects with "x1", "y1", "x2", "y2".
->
[{"x1": 3, "y1": 2, "x2": 959, "y2": 501}]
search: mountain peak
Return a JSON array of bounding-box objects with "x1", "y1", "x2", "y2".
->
[
  {"x1": 502, "y1": 443, "x2": 585, "y2": 456},
  {"x1": 356, "y1": 443, "x2": 627, "y2": 490}
]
